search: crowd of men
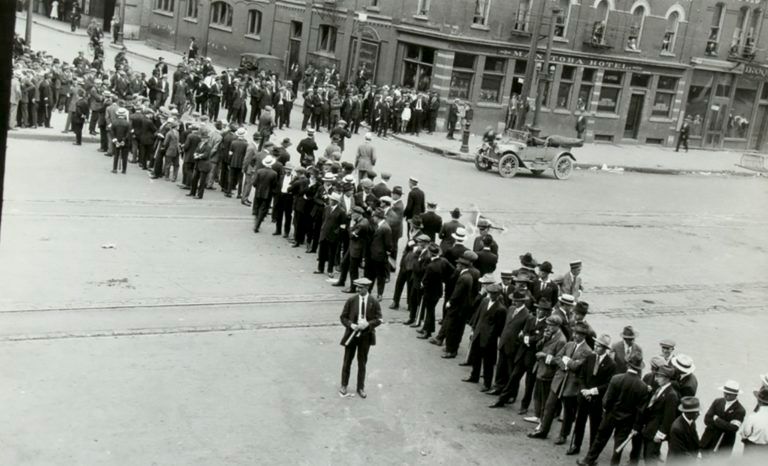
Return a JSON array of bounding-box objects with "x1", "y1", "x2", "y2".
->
[{"x1": 10, "y1": 36, "x2": 768, "y2": 465}]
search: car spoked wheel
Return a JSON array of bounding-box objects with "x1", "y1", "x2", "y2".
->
[
  {"x1": 553, "y1": 156, "x2": 574, "y2": 180},
  {"x1": 474, "y1": 154, "x2": 492, "y2": 171},
  {"x1": 498, "y1": 154, "x2": 519, "y2": 178}
]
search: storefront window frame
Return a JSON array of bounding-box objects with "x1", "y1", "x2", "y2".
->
[
  {"x1": 556, "y1": 65, "x2": 576, "y2": 109},
  {"x1": 479, "y1": 56, "x2": 507, "y2": 103},
  {"x1": 401, "y1": 43, "x2": 436, "y2": 92},
  {"x1": 597, "y1": 70, "x2": 624, "y2": 114},
  {"x1": 449, "y1": 53, "x2": 477, "y2": 100}
]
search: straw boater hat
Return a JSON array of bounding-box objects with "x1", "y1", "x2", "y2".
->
[
  {"x1": 718, "y1": 380, "x2": 743, "y2": 395},
  {"x1": 452, "y1": 227, "x2": 468, "y2": 242},
  {"x1": 558, "y1": 294, "x2": 575, "y2": 306},
  {"x1": 262, "y1": 155, "x2": 275, "y2": 167},
  {"x1": 478, "y1": 274, "x2": 497, "y2": 285},
  {"x1": 671, "y1": 354, "x2": 696, "y2": 375},
  {"x1": 235, "y1": 127, "x2": 247, "y2": 138},
  {"x1": 322, "y1": 173, "x2": 336, "y2": 182}
]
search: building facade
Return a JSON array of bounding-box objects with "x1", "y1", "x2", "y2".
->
[{"x1": 142, "y1": 0, "x2": 768, "y2": 151}]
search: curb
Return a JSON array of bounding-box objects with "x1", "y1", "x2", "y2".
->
[
  {"x1": 8, "y1": 131, "x2": 99, "y2": 144},
  {"x1": 389, "y1": 134, "x2": 759, "y2": 177}
]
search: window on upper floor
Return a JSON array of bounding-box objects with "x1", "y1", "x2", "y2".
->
[
  {"x1": 416, "y1": 0, "x2": 430, "y2": 16},
  {"x1": 706, "y1": 3, "x2": 725, "y2": 56},
  {"x1": 247, "y1": 10, "x2": 262, "y2": 36},
  {"x1": 591, "y1": 0, "x2": 611, "y2": 45},
  {"x1": 473, "y1": 0, "x2": 491, "y2": 26},
  {"x1": 554, "y1": 0, "x2": 571, "y2": 38},
  {"x1": 627, "y1": 4, "x2": 646, "y2": 51},
  {"x1": 744, "y1": 8, "x2": 762, "y2": 58},
  {"x1": 319, "y1": 25, "x2": 338, "y2": 52},
  {"x1": 661, "y1": 11, "x2": 680, "y2": 54},
  {"x1": 154, "y1": 0, "x2": 174, "y2": 13},
  {"x1": 211, "y1": 2, "x2": 233, "y2": 28},
  {"x1": 185, "y1": 0, "x2": 197, "y2": 18},
  {"x1": 514, "y1": 0, "x2": 531, "y2": 32},
  {"x1": 731, "y1": 7, "x2": 750, "y2": 56}
]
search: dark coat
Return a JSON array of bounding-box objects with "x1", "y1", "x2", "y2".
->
[
  {"x1": 72, "y1": 98, "x2": 90, "y2": 124},
  {"x1": 420, "y1": 211, "x2": 443, "y2": 242},
  {"x1": 637, "y1": 385, "x2": 679, "y2": 440},
  {"x1": 447, "y1": 268, "x2": 476, "y2": 314},
  {"x1": 551, "y1": 340, "x2": 594, "y2": 397},
  {"x1": 369, "y1": 221, "x2": 392, "y2": 262},
  {"x1": 499, "y1": 304, "x2": 530, "y2": 356},
  {"x1": 674, "y1": 374, "x2": 698, "y2": 398},
  {"x1": 475, "y1": 249, "x2": 498, "y2": 275},
  {"x1": 514, "y1": 315, "x2": 547, "y2": 365},
  {"x1": 182, "y1": 133, "x2": 201, "y2": 164},
  {"x1": 531, "y1": 278, "x2": 559, "y2": 306},
  {"x1": 421, "y1": 257, "x2": 454, "y2": 298},
  {"x1": 403, "y1": 187, "x2": 425, "y2": 220},
  {"x1": 137, "y1": 116, "x2": 157, "y2": 146},
  {"x1": 438, "y1": 219, "x2": 464, "y2": 252},
  {"x1": 700, "y1": 398, "x2": 746, "y2": 452},
  {"x1": 320, "y1": 205, "x2": 347, "y2": 242},
  {"x1": 288, "y1": 176, "x2": 310, "y2": 213},
  {"x1": 348, "y1": 218, "x2": 373, "y2": 259},
  {"x1": 602, "y1": 370, "x2": 648, "y2": 423},
  {"x1": 470, "y1": 298, "x2": 507, "y2": 348},
  {"x1": 611, "y1": 341, "x2": 644, "y2": 374},
  {"x1": 371, "y1": 182, "x2": 391, "y2": 199},
  {"x1": 578, "y1": 353, "x2": 617, "y2": 398},
  {"x1": 339, "y1": 294, "x2": 383, "y2": 346},
  {"x1": 229, "y1": 139, "x2": 249, "y2": 168},
  {"x1": 667, "y1": 416, "x2": 700, "y2": 461},
  {"x1": 444, "y1": 243, "x2": 468, "y2": 268},
  {"x1": 193, "y1": 140, "x2": 213, "y2": 172},
  {"x1": 252, "y1": 167, "x2": 278, "y2": 199}
]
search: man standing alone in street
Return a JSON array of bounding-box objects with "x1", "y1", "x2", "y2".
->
[
  {"x1": 252, "y1": 155, "x2": 278, "y2": 233},
  {"x1": 339, "y1": 277, "x2": 382, "y2": 399}
]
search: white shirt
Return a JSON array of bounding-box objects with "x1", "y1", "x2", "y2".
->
[
  {"x1": 742, "y1": 407, "x2": 768, "y2": 445},
  {"x1": 343, "y1": 194, "x2": 351, "y2": 213},
  {"x1": 280, "y1": 174, "x2": 292, "y2": 193},
  {"x1": 724, "y1": 399, "x2": 737, "y2": 412}
]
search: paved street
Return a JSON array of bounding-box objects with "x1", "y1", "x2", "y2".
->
[{"x1": 4, "y1": 19, "x2": 768, "y2": 466}]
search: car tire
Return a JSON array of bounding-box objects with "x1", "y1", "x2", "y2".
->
[
  {"x1": 498, "y1": 154, "x2": 519, "y2": 178},
  {"x1": 553, "y1": 155, "x2": 574, "y2": 180}
]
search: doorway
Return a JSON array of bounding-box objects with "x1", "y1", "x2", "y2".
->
[
  {"x1": 750, "y1": 104, "x2": 768, "y2": 151},
  {"x1": 624, "y1": 93, "x2": 644, "y2": 139},
  {"x1": 704, "y1": 102, "x2": 728, "y2": 147}
]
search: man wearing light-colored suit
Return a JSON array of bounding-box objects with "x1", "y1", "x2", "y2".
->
[{"x1": 339, "y1": 277, "x2": 383, "y2": 399}]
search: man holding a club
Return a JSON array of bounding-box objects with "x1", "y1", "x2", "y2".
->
[{"x1": 339, "y1": 277, "x2": 383, "y2": 399}]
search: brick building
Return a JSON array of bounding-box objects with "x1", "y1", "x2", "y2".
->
[{"x1": 142, "y1": 0, "x2": 768, "y2": 151}]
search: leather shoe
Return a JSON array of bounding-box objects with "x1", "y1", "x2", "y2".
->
[
  {"x1": 480, "y1": 386, "x2": 491, "y2": 393},
  {"x1": 402, "y1": 320, "x2": 414, "y2": 325},
  {"x1": 357, "y1": 389, "x2": 367, "y2": 399},
  {"x1": 462, "y1": 377, "x2": 479, "y2": 383},
  {"x1": 416, "y1": 329, "x2": 426, "y2": 335},
  {"x1": 566, "y1": 447, "x2": 580, "y2": 456},
  {"x1": 487, "y1": 389, "x2": 502, "y2": 396},
  {"x1": 518, "y1": 408, "x2": 528, "y2": 415},
  {"x1": 428, "y1": 338, "x2": 443, "y2": 346},
  {"x1": 527, "y1": 431, "x2": 547, "y2": 439},
  {"x1": 458, "y1": 362, "x2": 471, "y2": 367},
  {"x1": 388, "y1": 303, "x2": 399, "y2": 310},
  {"x1": 312, "y1": 270, "x2": 324, "y2": 274},
  {"x1": 441, "y1": 352, "x2": 457, "y2": 359},
  {"x1": 339, "y1": 386, "x2": 347, "y2": 396},
  {"x1": 576, "y1": 459, "x2": 595, "y2": 466},
  {"x1": 554, "y1": 437, "x2": 567, "y2": 446},
  {"x1": 416, "y1": 333, "x2": 431, "y2": 339},
  {"x1": 409, "y1": 323, "x2": 421, "y2": 328},
  {"x1": 341, "y1": 288, "x2": 355, "y2": 294},
  {"x1": 489, "y1": 401, "x2": 505, "y2": 408},
  {"x1": 331, "y1": 282, "x2": 344, "y2": 287}
]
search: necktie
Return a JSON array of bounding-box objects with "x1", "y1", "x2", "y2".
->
[
  {"x1": 649, "y1": 387, "x2": 662, "y2": 406},
  {"x1": 593, "y1": 355, "x2": 601, "y2": 376},
  {"x1": 359, "y1": 297, "x2": 366, "y2": 323}
]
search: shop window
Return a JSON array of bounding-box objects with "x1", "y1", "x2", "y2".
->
[
  {"x1": 449, "y1": 53, "x2": 477, "y2": 99},
  {"x1": 514, "y1": 59, "x2": 527, "y2": 75},
  {"x1": 291, "y1": 21, "x2": 303, "y2": 39},
  {"x1": 554, "y1": 0, "x2": 571, "y2": 38},
  {"x1": 510, "y1": 59, "x2": 527, "y2": 98},
  {"x1": 185, "y1": 0, "x2": 197, "y2": 18},
  {"x1": 514, "y1": 0, "x2": 530, "y2": 32},
  {"x1": 707, "y1": 3, "x2": 725, "y2": 56},
  {"x1": 597, "y1": 70, "x2": 624, "y2": 113},
  {"x1": 416, "y1": 0, "x2": 430, "y2": 16},
  {"x1": 246, "y1": 10, "x2": 262, "y2": 36},
  {"x1": 716, "y1": 75, "x2": 732, "y2": 97},
  {"x1": 730, "y1": 77, "x2": 758, "y2": 138},
  {"x1": 685, "y1": 71, "x2": 714, "y2": 137},
  {"x1": 210, "y1": 2, "x2": 233, "y2": 28},
  {"x1": 761, "y1": 84, "x2": 768, "y2": 100},
  {"x1": 662, "y1": 11, "x2": 680, "y2": 54},
  {"x1": 155, "y1": 0, "x2": 174, "y2": 13},
  {"x1": 577, "y1": 68, "x2": 596, "y2": 111},
  {"x1": 652, "y1": 76, "x2": 678, "y2": 118},
  {"x1": 402, "y1": 44, "x2": 435, "y2": 91},
  {"x1": 556, "y1": 65, "x2": 575, "y2": 109},
  {"x1": 319, "y1": 25, "x2": 338, "y2": 52},
  {"x1": 480, "y1": 57, "x2": 506, "y2": 103},
  {"x1": 630, "y1": 73, "x2": 650, "y2": 88},
  {"x1": 627, "y1": 4, "x2": 646, "y2": 51},
  {"x1": 473, "y1": 0, "x2": 491, "y2": 26}
]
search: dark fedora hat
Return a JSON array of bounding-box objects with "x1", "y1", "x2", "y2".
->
[
  {"x1": 538, "y1": 261, "x2": 553, "y2": 274},
  {"x1": 519, "y1": 252, "x2": 537, "y2": 268}
]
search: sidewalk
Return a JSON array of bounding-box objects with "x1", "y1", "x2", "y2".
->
[
  {"x1": 16, "y1": 13, "x2": 188, "y2": 68},
  {"x1": 390, "y1": 131, "x2": 761, "y2": 176}
]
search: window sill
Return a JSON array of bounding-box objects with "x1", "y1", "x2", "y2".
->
[
  {"x1": 470, "y1": 23, "x2": 490, "y2": 31},
  {"x1": 183, "y1": 17, "x2": 198, "y2": 24},
  {"x1": 649, "y1": 117, "x2": 673, "y2": 123},
  {"x1": 412, "y1": 15, "x2": 429, "y2": 22},
  {"x1": 476, "y1": 102, "x2": 503, "y2": 109},
  {"x1": 365, "y1": 6, "x2": 381, "y2": 13},
  {"x1": 659, "y1": 51, "x2": 676, "y2": 57},
  {"x1": 553, "y1": 36, "x2": 568, "y2": 43},
  {"x1": 311, "y1": 50, "x2": 337, "y2": 58},
  {"x1": 553, "y1": 108, "x2": 572, "y2": 115},
  {"x1": 594, "y1": 112, "x2": 620, "y2": 119},
  {"x1": 153, "y1": 10, "x2": 174, "y2": 18},
  {"x1": 210, "y1": 24, "x2": 233, "y2": 33},
  {"x1": 624, "y1": 48, "x2": 641, "y2": 54},
  {"x1": 245, "y1": 33, "x2": 262, "y2": 41}
]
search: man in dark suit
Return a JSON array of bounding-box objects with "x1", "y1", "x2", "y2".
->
[
  {"x1": 472, "y1": 219, "x2": 499, "y2": 255},
  {"x1": 71, "y1": 90, "x2": 89, "y2": 145},
  {"x1": 252, "y1": 155, "x2": 278, "y2": 232},
  {"x1": 339, "y1": 277, "x2": 383, "y2": 399},
  {"x1": 187, "y1": 128, "x2": 213, "y2": 199},
  {"x1": 671, "y1": 354, "x2": 698, "y2": 398},
  {"x1": 180, "y1": 124, "x2": 201, "y2": 189},
  {"x1": 634, "y1": 365, "x2": 679, "y2": 463},
  {"x1": 420, "y1": 202, "x2": 442, "y2": 242},
  {"x1": 463, "y1": 284, "x2": 506, "y2": 391},
  {"x1": 575, "y1": 111, "x2": 587, "y2": 139},
  {"x1": 336, "y1": 207, "x2": 372, "y2": 291},
  {"x1": 365, "y1": 210, "x2": 392, "y2": 300},
  {"x1": 474, "y1": 236, "x2": 498, "y2": 275},
  {"x1": 316, "y1": 193, "x2": 346, "y2": 277},
  {"x1": 403, "y1": 178, "x2": 425, "y2": 236},
  {"x1": 532, "y1": 261, "x2": 559, "y2": 305},
  {"x1": 577, "y1": 353, "x2": 648, "y2": 466},
  {"x1": 447, "y1": 99, "x2": 460, "y2": 139},
  {"x1": 699, "y1": 380, "x2": 746, "y2": 458},
  {"x1": 438, "y1": 251, "x2": 477, "y2": 350},
  {"x1": 490, "y1": 291, "x2": 529, "y2": 393},
  {"x1": 412, "y1": 244, "x2": 451, "y2": 330},
  {"x1": 110, "y1": 108, "x2": 132, "y2": 174},
  {"x1": 667, "y1": 397, "x2": 701, "y2": 462},
  {"x1": 567, "y1": 334, "x2": 617, "y2": 456},
  {"x1": 137, "y1": 109, "x2": 158, "y2": 170},
  {"x1": 530, "y1": 322, "x2": 595, "y2": 442},
  {"x1": 438, "y1": 207, "x2": 463, "y2": 252},
  {"x1": 371, "y1": 172, "x2": 392, "y2": 199}
]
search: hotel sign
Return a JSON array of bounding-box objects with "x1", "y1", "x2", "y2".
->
[
  {"x1": 744, "y1": 64, "x2": 768, "y2": 79},
  {"x1": 498, "y1": 49, "x2": 642, "y2": 71}
]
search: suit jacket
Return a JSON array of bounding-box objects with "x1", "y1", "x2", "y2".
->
[
  {"x1": 515, "y1": 316, "x2": 547, "y2": 365},
  {"x1": 348, "y1": 218, "x2": 373, "y2": 259},
  {"x1": 535, "y1": 329, "x2": 567, "y2": 380},
  {"x1": 475, "y1": 249, "x2": 498, "y2": 275},
  {"x1": 138, "y1": 116, "x2": 157, "y2": 145},
  {"x1": 420, "y1": 211, "x2": 443, "y2": 242},
  {"x1": 385, "y1": 206, "x2": 404, "y2": 244},
  {"x1": 611, "y1": 341, "x2": 644, "y2": 374},
  {"x1": 404, "y1": 187, "x2": 425, "y2": 220},
  {"x1": 229, "y1": 139, "x2": 248, "y2": 168},
  {"x1": 532, "y1": 278, "x2": 559, "y2": 306},
  {"x1": 369, "y1": 221, "x2": 392, "y2": 262},
  {"x1": 499, "y1": 305, "x2": 529, "y2": 356},
  {"x1": 551, "y1": 340, "x2": 594, "y2": 397},
  {"x1": 355, "y1": 143, "x2": 376, "y2": 172},
  {"x1": 339, "y1": 294, "x2": 383, "y2": 346},
  {"x1": 559, "y1": 271, "x2": 583, "y2": 299},
  {"x1": 667, "y1": 416, "x2": 700, "y2": 460},
  {"x1": 602, "y1": 370, "x2": 648, "y2": 423},
  {"x1": 320, "y1": 205, "x2": 347, "y2": 242},
  {"x1": 470, "y1": 298, "x2": 507, "y2": 349},
  {"x1": 472, "y1": 235, "x2": 499, "y2": 255},
  {"x1": 422, "y1": 257, "x2": 454, "y2": 298},
  {"x1": 578, "y1": 353, "x2": 617, "y2": 398},
  {"x1": 447, "y1": 269, "x2": 476, "y2": 315},
  {"x1": 700, "y1": 397, "x2": 746, "y2": 452},
  {"x1": 182, "y1": 133, "x2": 201, "y2": 164},
  {"x1": 193, "y1": 140, "x2": 213, "y2": 172},
  {"x1": 288, "y1": 176, "x2": 310, "y2": 213},
  {"x1": 637, "y1": 384, "x2": 679, "y2": 440},
  {"x1": 371, "y1": 182, "x2": 391, "y2": 199},
  {"x1": 444, "y1": 243, "x2": 468, "y2": 268},
  {"x1": 252, "y1": 167, "x2": 278, "y2": 199},
  {"x1": 438, "y1": 219, "x2": 464, "y2": 252},
  {"x1": 674, "y1": 373, "x2": 698, "y2": 398}
]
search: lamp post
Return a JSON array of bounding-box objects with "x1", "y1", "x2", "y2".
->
[
  {"x1": 517, "y1": 0, "x2": 548, "y2": 132},
  {"x1": 25, "y1": 0, "x2": 33, "y2": 45},
  {"x1": 530, "y1": 7, "x2": 560, "y2": 135},
  {"x1": 117, "y1": 0, "x2": 127, "y2": 45}
]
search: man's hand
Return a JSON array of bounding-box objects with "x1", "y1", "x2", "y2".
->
[
  {"x1": 350, "y1": 323, "x2": 358, "y2": 331},
  {"x1": 653, "y1": 431, "x2": 665, "y2": 443},
  {"x1": 357, "y1": 320, "x2": 369, "y2": 331},
  {"x1": 524, "y1": 335, "x2": 530, "y2": 346},
  {"x1": 545, "y1": 354, "x2": 553, "y2": 365}
]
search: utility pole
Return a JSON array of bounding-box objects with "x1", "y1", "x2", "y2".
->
[
  {"x1": 531, "y1": 7, "x2": 560, "y2": 133},
  {"x1": 517, "y1": 0, "x2": 547, "y2": 131},
  {"x1": 25, "y1": 0, "x2": 33, "y2": 45},
  {"x1": 117, "y1": 0, "x2": 127, "y2": 45},
  {"x1": 202, "y1": 1, "x2": 212, "y2": 57}
]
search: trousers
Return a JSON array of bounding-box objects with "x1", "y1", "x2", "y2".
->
[
  {"x1": 583, "y1": 414, "x2": 635, "y2": 465},
  {"x1": 340, "y1": 338, "x2": 371, "y2": 390}
]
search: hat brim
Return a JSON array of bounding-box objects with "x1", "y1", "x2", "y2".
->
[
  {"x1": 719, "y1": 387, "x2": 743, "y2": 394},
  {"x1": 678, "y1": 405, "x2": 700, "y2": 413},
  {"x1": 452, "y1": 234, "x2": 466, "y2": 241}
]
